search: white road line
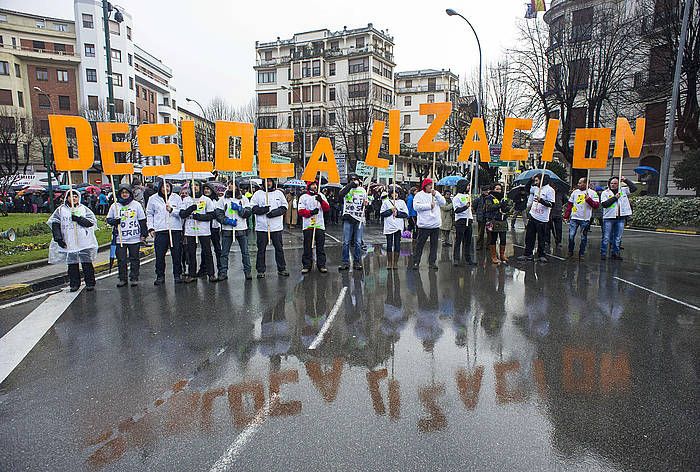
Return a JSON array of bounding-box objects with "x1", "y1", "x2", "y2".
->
[
  {"x1": 0, "y1": 288, "x2": 82, "y2": 384},
  {"x1": 0, "y1": 290, "x2": 61, "y2": 310},
  {"x1": 209, "y1": 393, "x2": 278, "y2": 472},
  {"x1": 309, "y1": 286, "x2": 347, "y2": 350},
  {"x1": 326, "y1": 233, "x2": 341, "y2": 243},
  {"x1": 613, "y1": 276, "x2": 700, "y2": 312},
  {"x1": 623, "y1": 227, "x2": 700, "y2": 237},
  {"x1": 512, "y1": 244, "x2": 567, "y2": 261}
]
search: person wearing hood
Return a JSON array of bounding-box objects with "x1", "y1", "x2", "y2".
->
[
  {"x1": 215, "y1": 181, "x2": 253, "y2": 280},
  {"x1": 600, "y1": 175, "x2": 636, "y2": 260},
  {"x1": 380, "y1": 186, "x2": 409, "y2": 270},
  {"x1": 564, "y1": 177, "x2": 600, "y2": 260},
  {"x1": 47, "y1": 189, "x2": 98, "y2": 292},
  {"x1": 411, "y1": 178, "x2": 446, "y2": 270},
  {"x1": 250, "y1": 178, "x2": 289, "y2": 278},
  {"x1": 107, "y1": 183, "x2": 147, "y2": 286},
  {"x1": 484, "y1": 183, "x2": 513, "y2": 265},
  {"x1": 297, "y1": 180, "x2": 330, "y2": 274},
  {"x1": 201, "y1": 182, "x2": 223, "y2": 278},
  {"x1": 338, "y1": 173, "x2": 369, "y2": 271},
  {"x1": 179, "y1": 181, "x2": 217, "y2": 282},
  {"x1": 146, "y1": 179, "x2": 183, "y2": 285},
  {"x1": 440, "y1": 190, "x2": 454, "y2": 246},
  {"x1": 518, "y1": 174, "x2": 555, "y2": 263},
  {"x1": 452, "y1": 179, "x2": 475, "y2": 266}
]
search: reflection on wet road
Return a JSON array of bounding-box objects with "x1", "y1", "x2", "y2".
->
[{"x1": 0, "y1": 228, "x2": 698, "y2": 472}]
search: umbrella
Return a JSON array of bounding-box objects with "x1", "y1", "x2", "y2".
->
[
  {"x1": 507, "y1": 184, "x2": 527, "y2": 199},
  {"x1": 634, "y1": 166, "x2": 659, "y2": 175},
  {"x1": 512, "y1": 169, "x2": 568, "y2": 192},
  {"x1": 84, "y1": 185, "x2": 101, "y2": 195},
  {"x1": 22, "y1": 185, "x2": 46, "y2": 192},
  {"x1": 282, "y1": 179, "x2": 307, "y2": 188},
  {"x1": 437, "y1": 175, "x2": 464, "y2": 186},
  {"x1": 321, "y1": 183, "x2": 342, "y2": 189}
]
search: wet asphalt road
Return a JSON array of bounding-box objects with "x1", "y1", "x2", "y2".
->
[{"x1": 0, "y1": 224, "x2": 698, "y2": 472}]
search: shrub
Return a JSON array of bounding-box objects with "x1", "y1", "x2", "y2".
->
[{"x1": 628, "y1": 196, "x2": 700, "y2": 228}]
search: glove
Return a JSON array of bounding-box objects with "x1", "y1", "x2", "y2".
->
[
  {"x1": 315, "y1": 194, "x2": 323, "y2": 203},
  {"x1": 187, "y1": 204, "x2": 197, "y2": 212},
  {"x1": 106, "y1": 217, "x2": 121, "y2": 226},
  {"x1": 192, "y1": 213, "x2": 207, "y2": 221},
  {"x1": 230, "y1": 202, "x2": 242, "y2": 212},
  {"x1": 350, "y1": 181, "x2": 358, "y2": 188},
  {"x1": 310, "y1": 208, "x2": 319, "y2": 216},
  {"x1": 56, "y1": 239, "x2": 67, "y2": 249},
  {"x1": 224, "y1": 217, "x2": 237, "y2": 226}
]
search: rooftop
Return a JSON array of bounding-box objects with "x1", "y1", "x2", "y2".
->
[
  {"x1": 256, "y1": 23, "x2": 394, "y2": 48},
  {"x1": 395, "y1": 69, "x2": 458, "y2": 79}
]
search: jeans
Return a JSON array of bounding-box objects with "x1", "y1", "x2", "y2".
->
[
  {"x1": 302, "y1": 228, "x2": 327, "y2": 269},
  {"x1": 524, "y1": 219, "x2": 548, "y2": 257},
  {"x1": 342, "y1": 220, "x2": 363, "y2": 264},
  {"x1": 601, "y1": 218, "x2": 625, "y2": 257},
  {"x1": 186, "y1": 235, "x2": 214, "y2": 277},
  {"x1": 386, "y1": 230, "x2": 401, "y2": 253},
  {"x1": 453, "y1": 219, "x2": 472, "y2": 263},
  {"x1": 413, "y1": 227, "x2": 439, "y2": 266},
  {"x1": 220, "y1": 230, "x2": 251, "y2": 275},
  {"x1": 568, "y1": 219, "x2": 590, "y2": 255},
  {"x1": 256, "y1": 230, "x2": 286, "y2": 273},
  {"x1": 68, "y1": 262, "x2": 95, "y2": 288},
  {"x1": 116, "y1": 242, "x2": 140, "y2": 281},
  {"x1": 154, "y1": 230, "x2": 182, "y2": 279}
]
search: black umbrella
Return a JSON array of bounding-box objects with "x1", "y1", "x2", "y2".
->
[{"x1": 507, "y1": 184, "x2": 527, "y2": 199}]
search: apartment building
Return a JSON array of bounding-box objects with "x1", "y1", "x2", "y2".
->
[{"x1": 254, "y1": 23, "x2": 395, "y2": 177}]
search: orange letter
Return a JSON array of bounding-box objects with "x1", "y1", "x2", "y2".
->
[
  {"x1": 541, "y1": 118, "x2": 560, "y2": 162},
  {"x1": 572, "y1": 128, "x2": 612, "y2": 169},
  {"x1": 457, "y1": 118, "x2": 490, "y2": 163},
  {"x1": 613, "y1": 117, "x2": 645, "y2": 158},
  {"x1": 49, "y1": 115, "x2": 94, "y2": 171},
  {"x1": 417, "y1": 102, "x2": 451, "y2": 153},
  {"x1": 501, "y1": 117, "x2": 532, "y2": 161},
  {"x1": 301, "y1": 137, "x2": 339, "y2": 183},
  {"x1": 388, "y1": 109, "x2": 400, "y2": 155},
  {"x1": 364, "y1": 120, "x2": 389, "y2": 169},
  {"x1": 96, "y1": 122, "x2": 133, "y2": 175},
  {"x1": 269, "y1": 369, "x2": 302, "y2": 417},
  {"x1": 214, "y1": 121, "x2": 254, "y2": 172},
  {"x1": 138, "y1": 124, "x2": 181, "y2": 177},
  {"x1": 258, "y1": 129, "x2": 295, "y2": 178},
  {"x1": 181, "y1": 120, "x2": 213, "y2": 173}
]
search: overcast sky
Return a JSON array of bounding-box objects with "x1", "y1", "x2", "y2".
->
[{"x1": 5, "y1": 0, "x2": 529, "y2": 113}]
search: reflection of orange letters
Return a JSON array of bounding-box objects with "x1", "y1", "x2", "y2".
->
[
  {"x1": 562, "y1": 347, "x2": 596, "y2": 394},
  {"x1": 457, "y1": 118, "x2": 490, "y2": 163},
  {"x1": 495, "y1": 361, "x2": 525, "y2": 404},
  {"x1": 96, "y1": 122, "x2": 134, "y2": 175},
  {"x1": 49, "y1": 115, "x2": 94, "y2": 171},
  {"x1": 166, "y1": 392, "x2": 201, "y2": 434},
  {"x1": 227, "y1": 381, "x2": 265, "y2": 428},
  {"x1": 214, "y1": 121, "x2": 255, "y2": 172},
  {"x1": 367, "y1": 369, "x2": 388, "y2": 415},
  {"x1": 305, "y1": 358, "x2": 344, "y2": 403},
  {"x1": 417, "y1": 102, "x2": 451, "y2": 153},
  {"x1": 269, "y1": 369, "x2": 302, "y2": 417},
  {"x1": 201, "y1": 387, "x2": 226, "y2": 431},
  {"x1": 572, "y1": 128, "x2": 612, "y2": 169},
  {"x1": 599, "y1": 352, "x2": 631, "y2": 393},
  {"x1": 139, "y1": 124, "x2": 181, "y2": 176},
  {"x1": 418, "y1": 384, "x2": 446, "y2": 432},
  {"x1": 501, "y1": 118, "x2": 532, "y2": 161},
  {"x1": 456, "y1": 366, "x2": 484, "y2": 410},
  {"x1": 258, "y1": 129, "x2": 295, "y2": 178},
  {"x1": 301, "y1": 137, "x2": 340, "y2": 183},
  {"x1": 533, "y1": 359, "x2": 548, "y2": 399}
]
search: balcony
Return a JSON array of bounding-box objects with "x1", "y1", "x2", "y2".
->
[
  {"x1": 2, "y1": 44, "x2": 80, "y2": 63},
  {"x1": 157, "y1": 103, "x2": 176, "y2": 116},
  {"x1": 255, "y1": 55, "x2": 292, "y2": 67},
  {"x1": 395, "y1": 84, "x2": 453, "y2": 94}
]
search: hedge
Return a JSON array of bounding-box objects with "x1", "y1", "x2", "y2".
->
[{"x1": 628, "y1": 196, "x2": 700, "y2": 229}]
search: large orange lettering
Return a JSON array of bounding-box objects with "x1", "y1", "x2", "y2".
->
[
  {"x1": 96, "y1": 122, "x2": 133, "y2": 175},
  {"x1": 457, "y1": 118, "x2": 490, "y2": 162},
  {"x1": 541, "y1": 118, "x2": 560, "y2": 162},
  {"x1": 417, "y1": 102, "x2": 451, "y2": 153},
  {"x1": 572, "y1": 128, "x2": 612, "y2": 169},
  {"x1": 138, "y1": 123, "x2": 181, "y2": 176},
  {"x1": 258, "y1": 129, "x2": 295, "y2": 178},
  {"x1": 305, "y1": 359, "x2": 343, "y2": 403},
  {"x1": 214, "y1": 121, "x2": 255, "y2": 172},
  {"x1": 365, "y1": 120, "x2": 390, "y2": 169},
  {"x1": 269, "y1": 369, "x2": 302, "y2": 417},
  {"x1": 388, "y1": 109, "x2": 400, "y2": 155},
  {"x1": 181, "y1": 120, "x2": 214, "y2": 173},
  {"x1": 501, "y1": 117, "x2": 532, "y2": 161},
  {"x1": 613, "y1": 117, "x2": 645, "y2": 158},
  {"x1": 301, "y1": 137, "x2": 340, "y2": 183},
  {"x1": 48, "y1": 115, "x2": 94, "y2": 171}
]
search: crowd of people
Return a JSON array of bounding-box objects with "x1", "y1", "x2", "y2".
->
[{"x1": 44, "y1": 171, "x2": 637, "y2": 291}]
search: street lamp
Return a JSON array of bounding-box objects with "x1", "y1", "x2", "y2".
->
[
  {"x1": 281, "y1": 85, "x2": 306, "y2": 168},
  {"x1": 185, "y1": 97, "x2": 210, "y2": 162},
  {"x1": 33, "y1": 86, "x2": 55, "y2": 211},
  {"x1": 447, "y1": 7, "x2": 483, "y2": 259}
]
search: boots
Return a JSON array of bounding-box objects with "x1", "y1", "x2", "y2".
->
[
  {"x1": 386, "y1": 252, "x2": 393, "y2": 270},
  {"x1": 489, "y1": 245, "x2": 500, "y2": 265},
  {"x1": 499, "y1": 245, "x2": 508, "y2": 263}
]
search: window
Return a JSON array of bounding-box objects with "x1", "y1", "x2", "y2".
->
[
  {"x1": 33, "y1": 40, "x2": 45, "y2": 51},
  {"x1": 645, "y1": 101, "x2": 667, "y2": 143},
  {"x1": 258, "y1": 92, "x2": 277, "y2": 107},
  {"x1": 568, "y1": 58, "x2": 590, "y2": 91},
  {"x1": 349, "y1": 57, "x2": 369, "y2": 74},
  {"x1": 36, "y1": 67, "x2": 48, "y2": 81},
  {"x1": 84, "y1": 43, "x2": 95, "y2": 57},
  {"x1": 38, "y1": 94, "x2": 51, "y2": 109},
  {"x1": 330, "y1": 40, "x2": 339, "y2": 50},
  {"x1": 130, "y1": 102, "x2": 135, "y2": 115},
  {"x1": 356, "y1": 36, "x2": 365, "y2": 48},
  {"x1": 82, "y1": 13, "x2": 94, "y2": 29},
  {"x1": 312, "y1": 85, "x2": 321, "y2": 102},
  {"x1": 0, "y1": 61, "x2": 8, "y2": 75},
  {"x1": 149, "y1": 91, "x2": 154, "y2": 103},
  {"x1": 40, "y1": 120, "x2": 50, "y2": 135},
  {"x1": 547, "y1": 64, "x2": 562, "y2": 92},
  {"x1": 36, "y1": 20, "x2": 45, "y2": 29},
  {"x1": 264, "y1": 50, "x2": 272, "y2": 60},
  {"x1": 17, "y1": 91, "x2": 24, "y2": 107},
  {"x1": 404, "y1": 114, "x2": 411, "y2": 125},
  {"x1": 257, "y1": 70, "x2": 276, "y2": 83},
  {"x1": 403, "y1": 132, "x2": 411, "y2": 144},
  {"x1": 348, "y1": 81, "x2": 369, "y2": 98},
  {"x1": 0, "y1": 14, "x2": 7, "y2": 22},
  {"x1": 550, "y1": 16, "x2": 564, "y2": 47},
  {"x1": 329, "y1": 112, "x2": 336, "y2": 126},
  {"x1": 257, "y1": 115, "x2": 277, "y2": 129},
  {"x1": 405, "y1": 80, "x2": 412, "y2": 88},
  {"x1": 348, "y1": 108, "x2": 368, "y2": 124},
  {"x1": 86, "y1": 68, "x2": 97, "y2": 82},
  {"x1": 129, "y1": 77, "x2": 134, "y2": 90},
  {"x1": 302, "y1": 86, "x2": 311, "y2": 102},
  {"x1": 329, "y1": 62, "x2": 336, "y2": 76},
  {"x1": 571, "y1": 8, "x2": 593, "y2": 41},
  {"x1": 150, "y1": 112, "x2": 155, "y2": 123},
  {"x1": 126, "y1": 26, "x2": 132, "y2": 40},
  {"x1": 312, "y1": 60, "x2": 321, "y2": 76},
  {"x1": 111, "y1": 49, "x2": 122, "y2": 62},
  {"x1": 0, "y1": 89, "x2": 12, "y2": 106},
  {"x1": 114, "y1": 99, "x2": 124, "y2": 114},
  {"x1": 57, "y1": 69, "x2": 69, "y2": 82},
  {"x1": 427, "y1": 94, "x2": 435, "y2": 103},
  {"x1": 428, "y1": 78, "x2": 437, "y2": 92},
  {"x1": 54, "y1": 43, "x2": 66, "y2": 54},
  {"x1": 571, "y1": 107, "x2": 586, "y2": 129},
  {"x1": 142, "y1": 87, "x2": 147, "y2": 99},
  {"x1": 58, "y1": 95, "x2": 70, "y2": 111},
  {"x1": 404, "y1": 96, "x2": 411, "y2": 106},
  {"x1": 53, "y1": 23, "x2": 67, "y2": 32},
  {"x1": 109, "y1": 20, "x2": 120, "y2": 35},
  {"x1": 427, "y1": 114, "x2": 434, "y2": 124},
  {"x1": 302, "y1": 61, "x2": 311, "y2": 78},
  {"x1": 128, "y1": 54, "x2": 133, "y2": 66},
  {"x1": 312, "y1": 109, "x2": 321, "y2": 126},
  {"x1": 88, "y1": 95, "x2": 99, "y2": 111},
  {"x1": 329, "y1": 88, "x2": 336, "y2": 101}
]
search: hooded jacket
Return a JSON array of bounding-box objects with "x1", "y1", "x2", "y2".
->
[
  {"x1": 47, "y1": 190, "x2": 98, "y2": 262},
  {"x1": 412, "y1": 183, "x2": 446, "y2": 229},
  {"x1": 215, "y1": 188, "x2": 252, "y2": 231},
  {"x1": 297, "y1": 181, "x2": 330, "y2": 230},
  {"x1": 146, "y1": 179, "x2": 182, "y2": 232},
  {"x1": 250, "y1": 180, "x2": 287, "y2": 232},
  {"x1": 452, "y1": 179, "x2": 473, "y2": 221},
  {"x1": 107, "y1": 184, "x2": 147, "y2": 243}
]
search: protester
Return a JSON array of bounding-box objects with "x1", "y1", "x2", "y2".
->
[
  {"x1": 411, "y1": 178, "x2": 446, "y2": 270},
  {"x1": 452, "y1": 179, "x2": 474, "y2": 266},
  {"x1": 297, "y1": 180, "x2": 330, "y2": 274},
  {"x1": 215, "y1": 182, "x2": 252, "y2": 280},
  {"x1": 407, "y1": 187, "x2": 417, "y2": 239},
  {"x1": 510, "y1": 186, "x2": 528, "y2": 229},
  {"x1": 107, "y1": 184, "x2": 148, "y2": 287},
  {"x1": 473, "y1": 187, "x2": 489, "y2": 250},
  {"x1": 251, "y1": 178, "x2": 289, "y2": 278},
  {"x1": 338, "y1": 173, "x2": 368, "y2": 271},
  {"x1": 98, "y1": 191, "x2": 108, "y2": 215},
  {"x1": 484, "y1": 183, "x2": 512, "y2": 265},
  {"x1": 600, "y1": 176, "x2": 636, "y2": 261},
  {"x1": 202, "y1": 182, "x2": 223, "y2": 278},
  {"x1": 440, "y1": 190, "x2": 454, "y2": 247},
  {"x1": 130, "y1": 176, "x2": 146, "y2": 210},
  {"x1": 47, "y1": 189, "x2": 98, "y2": 292},
  {"x1": 563, "y1": 177, "x2": 600, "y2": 260},
  {"x1": 180, "y1": 182, "x2": 217, "y2": 282},
  {"x1": 284, "y1": 189, "x2": 299, "y2": 229},
  {"x1": 517, "y1": 175, "x2": 555, "y2": 262},
  {"x1": 380, "y1": 186, "x2": 409, "y2": 270},
  {"x1": 546, "y1": 188, "x2": 565, "y2": 252},
  {"x1": 146, "y1": 179, "x2": 183, "y2": 285}
]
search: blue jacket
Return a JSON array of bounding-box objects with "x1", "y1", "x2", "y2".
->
[{"x1": 407, "y1": 194, "x2": 417, "y2": 217}]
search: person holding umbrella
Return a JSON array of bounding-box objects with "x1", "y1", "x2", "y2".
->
[
  {"x1": 564, "y1": 177, "x2": 599, "y2": 260},
  {"x1": 107, "y1": 184, "x2": 148, "y2": 286},
  {"x1": 600, "y1": 176, "x2": 636, "y2": 261},
  {"x1": 297, "y1": 179, "x2": 330, "y2": 274},
  {"x1": 146, "y1": 179, "x2": 183, "y2": 285},
  {"x1": 452, "y1": 179, "x2": 475, "y2": 266},
  {"x1": 517, "y1": 175, "x2": 555, "y2": 263},
  {"x1": 251, "y1": 178, "x2": 289, "y2": 278}
]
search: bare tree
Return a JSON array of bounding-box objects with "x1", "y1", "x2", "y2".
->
[{"x1": 0, "y1": 107, "x2": 35, "y2": 212}]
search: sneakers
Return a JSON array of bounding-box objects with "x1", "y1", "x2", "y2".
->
[
  {"x1": 117, "y1": 280, "x2": 128, "y2": 288},
  {"x1": 338, "y1": 264, "x2": 350, "y2": 271},
  {"x1": 208, "y1": 276, "x2": 218, "y2": 282},
  {"x1": 301, "y1": 268, "x2": 311, "y2": 274},
  {"x1": 319, "y1": 267, "x2": 328, "y2": 273},
  {"x1": 85, "y1": 285, "x2": 95, "y2": 292},
  {"x1": 130, "y1": 279, "x2": 138, "y2": 287},
  {"x1": 69, "y1": 286, "x2": 80, "y2": 292},
  {"x1": 278, "y1": 270, "x2": 290, "y2": 277},
  {"x1": 257, "y1": 273, "x2": 266, "y2": 279},
  {"x1": 154, "y1": 277, "x2": 165, "y2": 286}
]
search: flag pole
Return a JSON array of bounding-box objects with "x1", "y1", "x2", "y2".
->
[
  {"x1": 109, "y1": 175, "x2": 123, "y2": 247},
  {"x1": 266, "y1": 181, "x2": 271, "y2": 244},
  {"x1": 163, "y1": 176, "x2": 173, "y2": 248},
  {"x1": 232, "y1": 170, "x2": 237, "y2": 243},
  {"x1": 67, "y1": 171, "x2": 78, "y2": 242}
]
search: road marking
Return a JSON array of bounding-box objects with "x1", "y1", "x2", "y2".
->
[
  {"x1": 209, "y1": 393, "x2": 278, "y2": 472},
  {"x1": 624, "y1": 227, "x2": 699, "y2": 236},
  {"x1": 94, "y1": 257, "x2": 155, "y2": 281},
  {"x1": 512, "y1": 244, "x2": 567, "y2": 261},
  {"x1": 326, "y1": 233, "x2": 341, "y2": 243},
  {"x1": 0, "y1": 288, "x2": 82, "y2": 384},
  {"x1": 613, "y1": 276, "x2": 700, "y2": 312},
  {"x1": 0, "y1": 290, "x2": 61, "y2": 310},
  {"x1": 309, "y1": 286, "x2": 347, "y2": 350}
]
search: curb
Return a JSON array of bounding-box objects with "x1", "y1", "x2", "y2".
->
[
  {"x1": 0, "y1": 242, "x2": 112, "y2": 277},
  {"x1": 628, "y1": 226, "x2": 700, "y2": 235},
  {"x1": 0, "y1": 247, "x2": 154, "y2": 302}
]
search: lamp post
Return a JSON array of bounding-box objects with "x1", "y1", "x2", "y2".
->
[
  {"x1": 102, "y1": 1, "x2": 123, "y2": 122},
  {"x1": 282, "y1": 85, "x2": 306, "y2": 169},
  {"x1": 33, "y1": 86, "x2": 55, "y2": 211},
  {"x1": 185, "y1": 98, "x2": 210, "y2": 162},
  {"x1": 447, "y1": 7, "x2": 483, "y2": 257}
]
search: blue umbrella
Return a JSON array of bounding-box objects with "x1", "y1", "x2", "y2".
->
[
  {"x1": 634, "y1": 166, "x2": 659, "y2": 175},
  {"x1": 437, "y1": 175, "x2": 464, "y2": 186},
  {"x1": 282, "y1": 179, "x2": 307, "y2": 188},
  {"x1": 512, "y1": 168, "x2": 568, "y2": 192}
]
